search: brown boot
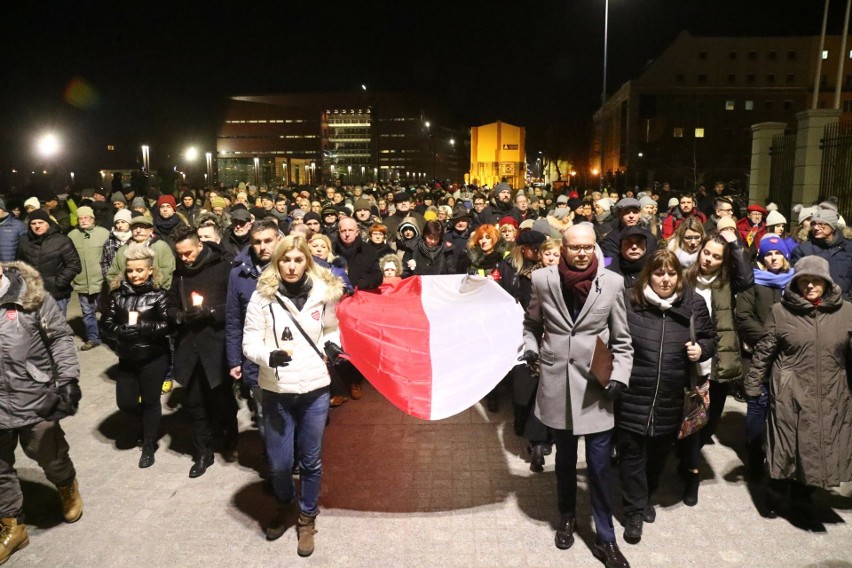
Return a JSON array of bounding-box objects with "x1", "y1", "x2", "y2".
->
[
  {"x1": 296, "y1": 512, "x2": 317, "y2": 557},
  {"x1": 57, "y1": 479, "x2": 83, "y2": 523},
  {"x1": 0, "y1": 517, "x2": 28, "y2": 565}
]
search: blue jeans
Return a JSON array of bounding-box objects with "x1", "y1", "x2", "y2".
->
[
  {"x1": 78, "y1": 293, "x2": 100, "y2": 343},
  {"x1": 745, "y1": 383, "x2": 769, "y2": 447},
  {"x1": 553, "y1": 428, "x2": 616, "y2": 543},
  {"x1": 262, "y1": 387, "x2": 329, "y2": 516},
  {"x1": 55, "y1": 297, "x2": 69, "y2": 318}
]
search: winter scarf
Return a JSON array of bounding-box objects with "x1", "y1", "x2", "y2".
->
[
  {"x1": 754, "y1": 267, "x2": 795, "y2": 289},
  {"x1": 557, "y1": 253, "x2": 599, "y2": 313},
  {"x1": 674, "y1": 247, "x2": 699, "y2": 269},
  {"x1": 278, "y1": 274, "x2": 312, "y2": 312},
  {"x1": 112, "y1": 229, "x2": 132, "y2": 244},
  {"x1": 642, "y1": 285, "x2": 680, "y2": 311},
  {"x1": 416, "y1": 237, "x2": 442, "y2": 262},
  {"x1": 153, "y1": 211, "x2": 183, "y2": 235}
]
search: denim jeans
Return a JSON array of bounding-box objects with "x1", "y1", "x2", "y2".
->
[
  {"x1": 55, "y1": 297, "x2": 69, "y2": 318},
  {"x1": 553, "y1": 428, "x2": 616, "y2": 543},
  {"x1": 262, "y1": 387, "x2": 329, "y2": 516},
  {"x1": 78, "y1": 293, "x2": 101, "y2": 343},
  {"x1": 745, "y1": 383, "x2": 769, "y2": 447}
]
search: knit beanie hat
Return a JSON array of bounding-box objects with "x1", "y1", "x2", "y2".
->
[
  {"x1": 639, "y1": 196, "x2": 656, "y2": 208},
  {"x1": 111, "y1": 192, "x2": 127, "y2": 204},
  {"x1": 303, "y1": 211, "x2": 321, "y2": 224},
  {"x1": 533, "y1": 217, "x2": 561, "y2": 239},
  {"x1": 811, "y1": 202, "x2": 840, "y2": 230},
  {"x1": 210, "y1": 196, "x2": 227, "y2": 209},
  {"x1": 157, "y1": 195, "x2": 177, "y2": 210},
  {"x1": 76, "y1": 206, "x2": 95, "y2": 220},
  {"x1": 27, "y1": 209, "x2": 52, "y2": 224},
  {"x1": 131, "y1": 197, "x2": 146, "y2": 209},
  {"x1": 24, "y1": 197, "x2": 40, "y2": 210},
  {"x1": 596, "y1": 198, "x2": 614, "y2": 212},
  {"x1": 765, "y1": 210, "x2": 786, "y2": 227},
  {"x1": 758, "y1": 234, "x2": 789, "y2": 259},
  {"x1": 797, "y1": 206, "x2": 814, "y2": 225},
  {"x1": 716, "y1": 216, "x2": 737, "y2": 232},
  {"x1": 113, "y1": 209, "x2": 133, "y2": 224},
  {"x1": 498, "y1": 216, "x2": 518, "y2": 228}
]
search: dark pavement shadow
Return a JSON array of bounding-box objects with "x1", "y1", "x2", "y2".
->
[
  {"x1": 231, "y1": 480, "x2": 277, "y2": 534},
  {"x1": 20, "y1": 477, "x2": 64, "y2": 529},
  {"x1": 95, "y1": 410, "x2": 142, "y2": 450}
]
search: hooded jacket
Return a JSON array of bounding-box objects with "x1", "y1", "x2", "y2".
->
[{"x1": 0, "y1": 262, "x2": 80, "y2": 428}]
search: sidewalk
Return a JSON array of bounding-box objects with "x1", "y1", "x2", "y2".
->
[{"x1": 10, "y1": 301, "x2": 852, "y2": 567}]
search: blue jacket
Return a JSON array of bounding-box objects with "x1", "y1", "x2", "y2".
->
[
  {"x1": 225, "y1": 247, "x2": 263, "y2": 388},
  {"x1": 790, "y1": 233, "x2": 852, "y2": 296},
  {"x1": 0, "y1": 215, "x2": 26, "y2": 262}
]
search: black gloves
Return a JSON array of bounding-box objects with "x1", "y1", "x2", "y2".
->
[
  {"x1": 36, "y1": 381, "x2": 82, "y2": 422},
  {"x1": 184, "y1": 306, "x2": 214, "y2": 322},
  {"x1": 323, "y1": 341, "x2": 346, "y2": 366},
  {"x1": 269, "y1": 350, "x2": 292, "y2": 368},
  {"x1": 116, "y1": 324, "x2": 140, "y2": 341},
  {"x1": 521, "y1": 350, "x2": 538, "y2": 365},
  {"x1": 602, "y1": 381, "x2": 625, "y2": 401}
]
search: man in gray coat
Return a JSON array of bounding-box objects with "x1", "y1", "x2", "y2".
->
[{"x1": 523, "y1": 224, "x2": 633, "y2": 568}]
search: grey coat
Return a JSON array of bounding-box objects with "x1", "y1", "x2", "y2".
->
[
  {"x1": 524, "y1": 264, "x2": 633, "y2": 434},
  {"x1": 0, "y1": 262, "x2": 80, "y2": 428}
]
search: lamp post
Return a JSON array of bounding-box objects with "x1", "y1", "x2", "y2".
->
[
  {"x1": 253, "y1": 157, "x2": 260, "y2": 186},
  {"x1": 141, "y1": 145, "x2": 150, "y2": 174},
  {"x1": 205, "y1": 152, "x2": 212, "y2": 187},
  {"x1": 599, "y1": 0, "x2": 609, "y2": 191}
]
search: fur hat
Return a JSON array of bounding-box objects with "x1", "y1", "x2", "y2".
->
[
  {"x1": 353, "y1": 198, "x2": 371, "y2": 211},
  {"x1": 766, "y1": 210, "x2": 786, "y2": 227}
]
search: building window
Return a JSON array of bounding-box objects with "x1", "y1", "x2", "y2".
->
[
  {"x1": 745, "y1": 100, "x2": 755, "y2": 110},
  {"x1": 822, "y1": 50, "x2": 829, "y2": 60},
  {"x1": 784, "y1": 100, "x2": 793, "y2": 110},
  {"x1": 695, "y1": 128, "x2": 705, "y2": 138},
  {"x1": 727, "y1": 73, "x2": 736, "y2": 83},
  {"x1": 747, "y1": 74, "x2": 756, "y2": 83},
  {"x1": 788, "y1": 50, "x2": 797, "y2": 60},
  {"x1": 698, "y1": 51, "x2": 708, "y2": 60},
  {"x1": 768, "y1": 50, "x2": 777, "y2": 60},
  {"x1": 725, "y1": 100, "x2": 735, "y2": 111},
  {"x1": 767, "y1": 73, "x2": 776, "y2": 83},
  {"x1": 843, "y1": 99, "x2": 852, "y2": 113},
  {"x1": 697, "y1": 74, "x2": 707, "y2": 83},
  {"x1": 765, "y1": 100, "x2": 773, "y2": 110},
  {"x1": 673, "y1": 128, "x2": 684, "y2": 138},
  {"x1": 676, "y1": 73, "x2": 685, "y2": 84},
  {"x1": 729, "y1": 51, "x2": 737, "y2": 60},
  {"x1": 748, "y1": 50, "x2": 757, "y2": 60},
  {"x1": 786, "y1": 73, "x2": 795, "y2": 83}
]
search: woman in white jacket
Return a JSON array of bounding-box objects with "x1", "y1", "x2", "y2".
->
[{"x1": 242, "y1": 234, "x2": 344, "y2": 556}]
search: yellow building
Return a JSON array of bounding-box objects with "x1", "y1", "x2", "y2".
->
[{"x1": 469, "y1": 121, "x2": 526, "y2": 188}]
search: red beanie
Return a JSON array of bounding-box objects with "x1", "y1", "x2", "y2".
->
[
  {"x1": 498, "y1": 216, "x2": 519, "y2": 228},
  {"x1": 157, "y1": 195, "x2": 177, "y2": 210}
]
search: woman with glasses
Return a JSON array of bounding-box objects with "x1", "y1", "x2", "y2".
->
[{"x1": 666, "y1": 217, "x2": 705, "y2": 271}]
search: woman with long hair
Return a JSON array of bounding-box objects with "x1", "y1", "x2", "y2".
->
[
  {"x1": 666, "y1": 216, "x2": 705, "y2": 271},
  {"x1": 242, "y1": 235, "x2": 345, "y2": 556},
  {"x1": 680, "y1": 231, "x2": 753, "y2": 504},
  {"x1": 101, "y1": 244, "x2": 174, "y2": 468},
  {"x1": 457, "y1": 223, "x2": 510, "y2": 279},
  {"x1": 617, "y1": 249, "x2": 715, "y2": 542}
]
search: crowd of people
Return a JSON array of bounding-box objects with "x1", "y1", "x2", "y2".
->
[{"x1": 0, "y1": 178, "x2": 850, "y2": 567}]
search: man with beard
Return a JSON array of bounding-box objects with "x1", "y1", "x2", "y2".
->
[
  {"x1": 220, "y1": 207, "x2": 254, "y2": 258},
  {"x1": 177, "y1": 191, "x2": 201, "y2": 227},
  {"x1": 702, "y1": 196, "x2": 736, "y2": 235},
  {"x1": 16, "y1": 210, "x2": 81, "y2": 317},
  {"x1": 661, "y1": 194, "x2": 706, "y2": 239},
  {"x1": 169, "y1": 226, "x2": 238, "y2": 478},
  {"x1": 606, "y1": 227, "x2": 650, "y2": 291},
  {"x1": 226, "y1": 220, "x2": 282, "y2": 442},
  {"x1": 444, "y1": 205, "x2": 473, "y2": 258},
  {"x1": 599, "y1": 198, "x2": 658, "y2": 260},
  {"x1": 152, "y1": 195, "x2": 188, "y2": 243},
  {"x1": 483, "y1": 182, "x2": 514, "y2": 225},
  {"x1": 384, "y1": 192, "x2": 425, "y2": 237}
]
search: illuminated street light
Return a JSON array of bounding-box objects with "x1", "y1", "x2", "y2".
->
[
  {"x1": 424, "y1": 121, "x2": 431, "y2": 129},
  {"x1": 141, "y1": 145, "x2": 150, "y2": 174},
  {"x1": 449, "y1": 138, "x2": 455, "y2": 146},
  {"x1": 37, "y1": 133, "x2": 60, "y2": 157},
  {"x1": 185, "y1": 146, "x2": 198, "y2": 161}
]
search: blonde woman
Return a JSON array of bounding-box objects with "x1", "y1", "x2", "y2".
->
[
  {"x1": 242, "y1": 235, "x2": 345, "y2": 555},
  {"x1": 308, "y1": 233, "x2": 353, "y2": 293}
]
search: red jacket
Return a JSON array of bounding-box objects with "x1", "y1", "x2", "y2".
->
[
  {"x1": 661, "y1": 208, "x2": 707, "y2": 239},
  {"x1": 736, "y1": 217, "x2": 766, "y2": 247}
]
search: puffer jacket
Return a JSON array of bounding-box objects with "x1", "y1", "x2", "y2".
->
[
  {"x1": 745, "y1": 281, "x2": 852, "y2": 488},
  {"x1": 102, "y1": 276, "x2": 173, "y2": 361},
  {"x1": 0, "y1": 214, "x2": 26, "y2": 262},
  {"x1": 242, "y1": 268, "x2": 343, "y2": 394},
  {"x1": 790, "y1": 233, "x2": 852, "y2": 296},
  {"x1": 0, "y1": 262, "x2": 80, "y2": 428},
  {"x1": 16, "y1": 225, "x2": 81, "y2": 300},
  {"x1": 618, "y1": 285, "x2": 716, "y2": 437}
]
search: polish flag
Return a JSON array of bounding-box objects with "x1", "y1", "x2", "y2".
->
[{"x1": 337, "y1": 275, "x2": 524, "y2": 420}]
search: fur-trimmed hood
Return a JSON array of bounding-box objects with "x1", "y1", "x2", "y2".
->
[
  {"x1": 256, "y1": 265, "x2": 344, "y2": 305},
  {"x1": 0, "y1": 261, "x2": 47, "y2": 311}
]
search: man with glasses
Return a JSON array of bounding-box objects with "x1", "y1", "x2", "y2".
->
[
  {"x1": 703, "y1": 197, "x2": 736, "y2": 234},
  {"x1": 737, "y1": 204, "x2": 767, "y2": 247},
  {"x1": 523, "y1": 224, "x2": 633, "y2": 568},
  {"x1": 661, "y1": 194, "x2": 706, "y2": 239},
  {"x1": 790, "y1": 200, "x2": 852, "y2": 295},
  {"x1": 469, "y1": 193, "x2": 492, "y2": 229}
]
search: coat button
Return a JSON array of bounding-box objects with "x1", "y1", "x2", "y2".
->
[{"x1": 569, "y1": 358, "x2": 574, "y2": 364}]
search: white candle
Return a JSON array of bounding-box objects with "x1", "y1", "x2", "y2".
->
[
  {"x1": 127, "y1": 311, "x2": 139, "y2": 326},
  {"x1": 191, "y1": 292, "x2": 204, "y2": 307}
]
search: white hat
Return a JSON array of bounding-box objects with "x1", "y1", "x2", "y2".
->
[
  {"x1": 766, "y1": 210, "x2": 786, "y2": 226},
  {"x1": 24, "y1": 197, "x2": 40, "y2": 210},
  {"x1": 595, "y1": 198, "x2": 614, "y2": 212},
  {"x1": 667, "y1": 197, "x2": 679, "y2": 208},
  {"x1": 797, "y1": 206, "x2": 814, "y2": 225}
]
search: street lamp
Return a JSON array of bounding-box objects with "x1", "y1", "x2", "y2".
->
[
  {"x1": 141, "y1": 145, "x2": 150, "y2": 174},
  {"x1": 600, "y1": 0, "x2": 610, "y2": 191},
  {"x1": 185, "y1": 146, "x2": 198, "y2": 161},
  {"x1": 205, "y1": 152, "x2": 212, "y2": 186},
  {"x1": 36, "y1": 133, "x2": 60, "y2": 158}
]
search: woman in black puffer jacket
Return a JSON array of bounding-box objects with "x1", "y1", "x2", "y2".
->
[
  {"x1": 102, "y1": 243, "x2": 174, "y2": 468},
  {"x1": 402, "y1": 220, "x2": 457, "y2": 277},
  {"x1": 616, "y1": 249, "x2": 715, "y2": 542}
]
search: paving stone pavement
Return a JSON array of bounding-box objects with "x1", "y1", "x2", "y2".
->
[{"x1": 9, "y1": 299, "x2": 852, "y2": 567}]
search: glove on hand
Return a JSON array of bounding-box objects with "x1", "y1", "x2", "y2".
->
[
  {"x1": 36, "y1": 381, "x2": 82, "y2": 421},
  {"x1": 117, "y1": 324, "x2": 140, "y2": 340},
  {"x1": 521, "y1": 350, "x2": 538, "y2": 365},
  {"x1": 269, "y1": 350, "x2": 292, "y2": 368},
  {"x1": 323, "y1": 341, "x2": 346, "y2": 366},
  {"x1": 185, "y1": 306, "x2": 213, "y2": 322},
  {"x1": 602, "y1": 381, "x2": 625, "y2": 401}
]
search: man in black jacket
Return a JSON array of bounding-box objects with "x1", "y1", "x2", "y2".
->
[
  {"x1": 16, "y1": 209, "x2": 81, "y2": 316},
  {"x1": 168, "y1": 226, "x2": 238, "y2": 478}
]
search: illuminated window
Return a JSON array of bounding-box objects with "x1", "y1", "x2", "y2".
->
[
  {"x1": 673, "y1": 128, "x2": 684, "y2": 138},
  {"x1": 725, "y1": 100, "x2": 735, "y2": 111},
  {"x1": 822, "y1": 50, "x2": 829, "y2": 60},
  {"x1": 745, "y1": 100, "x2": 755, "y2": 110},
  {"x1": 695, "y1": 128, "x2": 705, "y2": 138}
]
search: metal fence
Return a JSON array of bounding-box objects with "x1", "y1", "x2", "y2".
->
[
  {"x1": 820, "y1": 121, "x2": 852, "y2": 221},
  {"x1": 768, "y1": 133, "x2": 796, "y2": 220}
]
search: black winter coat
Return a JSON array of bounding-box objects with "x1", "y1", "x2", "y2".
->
[
  {"x1": 333, "y1": 238, "x2": 382, "y2": 291},
  {"x1": 401, "y1": 237, "x2": 457, "y2": 277},
  {"x1": 102, "y1": 278, "x2": 173, "y2": 361},
  {"x1": 735, "y1": 280, "x2": 785, "y2": 349},
  {"x1": 790, "y1": 233, "x2": 852, "y2": 296},
  {"x1": 16, "y1": 225, "x2": 81, "y2": 300},
  {"x1": 168, "y1": 242, "x2": 231, "y2": 388},
  {"x1": 617, "y1": 285, "x2": 717, "y2": 437}
]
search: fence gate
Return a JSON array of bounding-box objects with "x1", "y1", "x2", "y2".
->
[
  {"x1": 820, "y1": 121, "x2": 852, "y2": 221},
  {"x1": 768, "y1": 133, "x2": 796, "y2": 220}
]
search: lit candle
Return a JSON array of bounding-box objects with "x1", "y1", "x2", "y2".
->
[
  {"x1": 127, "y1": 311, "x2": 139, "y2": 326},
  {"x1": 190, "y1": 292, "x2": 204, "y2": 307}
]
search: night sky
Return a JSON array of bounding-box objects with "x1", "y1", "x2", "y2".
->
[{"x1": 1, "y1": 0, "x2": 846, "y2": 183}]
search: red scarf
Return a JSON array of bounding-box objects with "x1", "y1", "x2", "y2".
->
[{"x1": 557, "y1": 253, "x2": 599, "y2": 310}]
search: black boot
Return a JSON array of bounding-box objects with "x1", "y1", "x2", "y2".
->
[
  {"x1": 513, "y1": 405, "x2": 526, "y2": 437},
  {"x1": 554, "y1": 514, "x2": 575, "y2": 550},
  {"x1": 189, "y1": 447, "x2": 214, "y2": 478},
  {"x1": 746, "y1": 443, "x2": 765, "y2": 481},
  {"x1": 529, "y1": 444, "x2": 545, "y2": 473},
  {"x1": 790, "y1": 482, "x2": 821, "y2": 531},
  {"x1": 623, "y1": 511, "x2": 643, "y2": 544},
  {"x1": 683, "y1": 471, "x2": 699, "y2": 507},
  {"x1": 765, "y1": 478, "x2": 790, "y2": 518},
  {"x1": 138, "y1": 439, "x2": 157, "y2": 469}
]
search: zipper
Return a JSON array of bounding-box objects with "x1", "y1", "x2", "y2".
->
[{"x1": 646, "y1": 312, "x2": 666, "y2": 436}]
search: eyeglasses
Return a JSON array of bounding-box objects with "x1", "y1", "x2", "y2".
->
[{"x1": 565, "y1": 244, "x2": 595, "y2": 253}]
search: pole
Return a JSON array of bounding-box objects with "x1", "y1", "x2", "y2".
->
[
  {"x1": 813, "y1": 0, "x2": 831, "y2": 109},
  {"x1": 600, "y1": 0, "x2": 609, "y2": 190},
  {"x1": 835, "y1": 0, "x2": 851, "y2": 109}
]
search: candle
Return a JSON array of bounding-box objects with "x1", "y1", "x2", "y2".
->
[
  {"x1": 127, "y1": 311, "x2": 139, "y2": 326},
  {"x1": 190, "y1": 292, "x2": 204, "y2": 307}
]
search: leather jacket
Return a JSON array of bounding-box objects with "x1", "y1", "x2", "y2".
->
[{"x1": 102, "y1": 278, "x2": 174, "y2": 361}]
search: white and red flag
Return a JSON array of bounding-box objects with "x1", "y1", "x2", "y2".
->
[{"x1": 337, "y1": 274, "x2": 524, "y2": 420}]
